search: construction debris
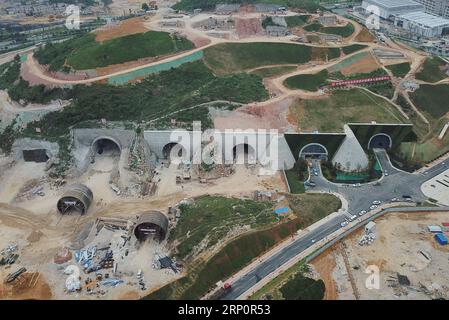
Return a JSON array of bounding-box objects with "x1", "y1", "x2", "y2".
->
[
  {"x1": 54, "y1": 247, "x2": 72, "y2": 264},
  {"x1": 6, "y1": 267, "x2": 27, "y2": 283}
]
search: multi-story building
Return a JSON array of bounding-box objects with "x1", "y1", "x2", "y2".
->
[{"x1": 414, "y1": 0, "x2": 449, "y2": 18}]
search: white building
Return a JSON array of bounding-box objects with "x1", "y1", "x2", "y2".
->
[
  {"x1": 362, "y1": 0, "x2": 424, "y2": 19},
  {"x1": 395, "y1": 11, "x2": 449, "y2": 37},
  {"x1": 414, "y1": 0, "x2": 449, "y2": 18}
]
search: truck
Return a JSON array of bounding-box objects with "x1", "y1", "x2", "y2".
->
[{"x1": 207, "y1": 281, "x2": 232, "y2": 300}]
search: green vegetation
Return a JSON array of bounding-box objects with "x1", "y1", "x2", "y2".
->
[
  {"x1": 173, "y1": 0, "x2": 322, "y2": 13},
  {"x1": 249, "y1": 259, "x2": 305, "y2": 299},
  {"x1": 203, "y1": 42, "x2": 340, "y2": 75},
  {"x1": 261, "y1": 16, "x2": 279, "y2": 29},
  {"x1": 410, "y1": 84, "x2": 449, "y2": 118},
  {"x1": 386, "y1": 62, "x2": 411, "y2": 78},
  {"x1": 367, "y1": 81, "x2": 395, "y2": 99},
  {"x1": 0, "y1": 60, "x2": 20, "y2": 90},
  {"x1": 145, "y1": 193, "x2": 341, "y2": 300},
  {"x1": 341, "y1": 44, "x2": 367, "y2": 55},
  {"x1": 250, "y1": 259, "x2": 324, "y2": 300},
  {"x1": 249, "y1": 65, "x2": 297, "y2": 78},
  {"x1": 415, "y1": 57, "x2": 448, "y2": 83},
  {"x1": 285, "y1": 15, "x2": 311, "y2": 28},
  {"x1": 0, "y1": 61, "x2": 268, "y2": 159},
  {"x1": 279, "y1": 272, "x2": 325, "y2": 300},
  {"x1": 0, "y1": 60, "x2": 69, "y2": 104},
  {"x1": 284, "y1": 69, "x2": 328, "y2": 91},
  {"x1": 290, "y1": 89, "x2": 407, "y2": 132},
  {"x1": 321, "y1": 23, "x2": 355, "y2": 38},
  {"x1": 329, "y1": 67, "x2": 388, "y2": 81},
  {"x1": 304, "y1": 21, "x2": 355, "y2": 37},
  {"x1": 396, "y1": 84, "x2": 449, "y2": 165},
  {"x1": 170, "y1": 196, "x2": 275, "y2": 260},
  {"x1": 35, "y1": 31, "x2": 194, "y2": 71},
  {"x1": 321, "y1": 153, "x2": 382, "y2": 183},
  {"x1": 285, "y1": 159, "x2": 309, "y2": 194}
]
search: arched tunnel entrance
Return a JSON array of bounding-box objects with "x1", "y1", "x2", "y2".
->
[
  {"x1": 92, "y1": 137, "x2": 121, "y2": 157},
  {"x1": 162, "y1": 142, "x2": 186, "y2": 162},
  {"x1": 368, "y1": 133, "x2": 392, "y2": 149},
  {"x1": 299, "y1": 143, "x2": 328, "y2": 161},
  {"x1": 233, "y1": 144, "x2": 256, "y2": 164}
]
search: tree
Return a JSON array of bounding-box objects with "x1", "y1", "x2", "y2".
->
[{"x1": 142, "y1": 3, "x2": 149, "y2": 11}]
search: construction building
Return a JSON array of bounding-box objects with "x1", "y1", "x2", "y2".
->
[
  {"x1": 395, "y1": 11, "x2": 449, "y2": 37},
  {"x1": 361, "y1": 0, "x2": 424, "y2": 20}
]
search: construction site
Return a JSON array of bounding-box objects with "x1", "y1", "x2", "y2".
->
[
  {"x1": 0, "y1": 0, "x2": 449, "y2": 302},
  {"x1": 311, "y1": 210, "x2": 449, "y2": 300}
]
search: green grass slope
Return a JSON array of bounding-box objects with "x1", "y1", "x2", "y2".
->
[{"x1": 35, "y1": 31, "x2": 194, "y2": 71}]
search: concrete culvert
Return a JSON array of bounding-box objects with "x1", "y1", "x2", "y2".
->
[
  {"x1": 57, "y1": 184, "x2": 93, "y2": 215},
  {"x1": 22, "y1": 149, "x2": 49, "y2": 163},
  {"x1": 134, "y1": 211, "x2": 169, "y2": 242},
  {"x1": 92, "y1": 137, "x2": 121, "y2": 156}
]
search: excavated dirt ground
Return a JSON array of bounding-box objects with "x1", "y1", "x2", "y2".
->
[{"x1": 312, "y1": 211, "x2": 449, "y2": 300}]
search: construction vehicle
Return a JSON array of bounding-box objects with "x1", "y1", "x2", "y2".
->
[{"x1": 207, "y1": 281, "x2": 232, "y2": 300}]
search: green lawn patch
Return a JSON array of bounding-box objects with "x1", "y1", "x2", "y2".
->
[
  {"x1": 204, "y1": 42, "x2": 340, "y2": 75},
  {"x1": 410, "y1": 84, "x2": 449, "y2": 118},
  {"x1": 145, "y1": 193, "x2": 340, "y2": 300},
  {"x1": 35, "y1": 31, "x2": 194, "y2": 71},
  {"x1": 415, "y1": 57, "x2": 448, "y2": 83},
  {"x1": 285, "y1": 15, "x2": 311, "y2": 28},
  {"x1": 304, "y1": 21, "x2": 355, "y2": 37},
  {"x1": 284, "y1": 69, "x2": 328, "y2": 91},
  {"x1": 290, "y1": 88, "x2": 407, "y2": 132},
  {"x1": 341, "y1": 44, "x2": 367, "y2": 55},
  {"x1": 386, "y1": 62, "x2": 411, "y2": 78},
  {"x1": 321, "y1": 23, "x2": 355, "y2": 38},
  {"x1": 249, "y1": 65, "x2": 296, "y2": 78},
  {"x1": 285, "y1": 170, "x2": 305, "y2": 194}
]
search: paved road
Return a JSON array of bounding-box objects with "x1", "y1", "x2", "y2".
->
[{"x1": 221, "y1": 149, "x2": 449, "y2": 300}]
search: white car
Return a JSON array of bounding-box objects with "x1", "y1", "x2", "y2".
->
[
  {"x1": 391, "y1": 198, "x2": 398, "y2": 202},
  {"x1": 341, "y1": 221, "x2": 349, "y2": 227},
  {"x1": 372, "y1": 200, "x2": 381, "y2": 205},
  {"x1": 349, "y1": 215, "x2": 357, "y2": 221},
  {"x1": 369, "y1": 205, "x2": 378, "y2": 210},
  {"x1": 358, "y1": 210, "x2": 367, "y2": 216},
  {"x1": 311, "y1": 239, "x2": 316, "y2": 243}
]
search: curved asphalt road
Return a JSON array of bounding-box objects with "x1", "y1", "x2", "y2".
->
[{"x1": 221, "y1": 149, "x2": 449, "y2": 300}]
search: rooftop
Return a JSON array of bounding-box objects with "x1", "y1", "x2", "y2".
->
[
  {"x1": 397, "y1": 11, "x2": 449, "y2": 27},
  {"x1": 364, "y1": 0, "x2": 423, "y2": 9}
]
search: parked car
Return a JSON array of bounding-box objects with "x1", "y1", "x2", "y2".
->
[
  {"x1": 372, "y1": 200, "x2": 381, "y2": 205},
  {"x1": 349, "y1": 215, "x2": 357, "y2": 221},
  {"x1": 358, "y1": 210, "x2": 367, "y2": 216},
  {"x1": 369, "y1": 205, "x2": 378, "y2": 210}
]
